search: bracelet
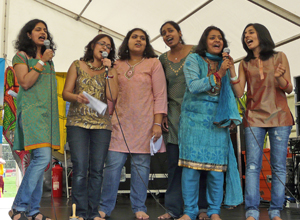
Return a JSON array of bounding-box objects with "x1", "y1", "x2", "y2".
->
[
  {"x1": 154, "y1": 123, "x2": 161, "y2": 127},
  {"x1": 231, "y1": 79, "x2": 240, "y2": 85},
  {"x1": 38, "y1": 60, "x2": 45, "y2": 66},
  {"x1": 231, "y1": 75, "x2": 238, "y2": 81},
  {"x1": 279, "y1": 78, "x2": 289, "y2": 90},
  {"x1": 33, "y1": 65, "x2": 43, "y2": 73}
]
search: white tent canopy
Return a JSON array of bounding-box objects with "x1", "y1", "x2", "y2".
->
[{"x1": 1, "y1": 0, "x2": 300, "y2": 78}]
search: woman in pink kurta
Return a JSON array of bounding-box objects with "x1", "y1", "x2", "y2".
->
[{"x1": 99, "y1": 28, "x2": 167, "y2": 220}]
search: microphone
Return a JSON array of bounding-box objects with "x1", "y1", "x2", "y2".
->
[
  {"x1": 44, "y1": 39, "x2": 50, "y2": 49},
  {"x1": 223, "y1": 47, "x2": 230, "y2": 59},
  {"x1": 102, "y1": 51, "x2": 109, "y2": 73}
]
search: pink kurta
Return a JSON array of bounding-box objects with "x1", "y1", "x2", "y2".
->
[{"x1": 109, "y1": 58, "x2": 168, "y2": 153}]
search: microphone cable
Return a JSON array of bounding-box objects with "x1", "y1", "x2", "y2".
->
[
  {"x1": 105, "y1": 71, "x2": 173, "y2": 217},
  {"x1": 49, "y1": 59, "x2": 58, "y2": 220},
  {"x1": 236, "y1": 97, "x2": 300, "y2": 204}
]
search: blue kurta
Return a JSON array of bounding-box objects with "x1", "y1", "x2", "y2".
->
[
  {"x1": 178, "y1": 53, "x2": 230, "y2": 171},
  {"x1": 178, "y1": 53, "x2": 243, "y2": 206}
]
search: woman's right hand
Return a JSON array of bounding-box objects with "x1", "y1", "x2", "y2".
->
[
  {"x1": 42, "y1": 49, "x2": 54, "y2": 62},
  {"x1": 162, "y1": 116, "x2": 169, "y2": 132},
  {"x1": 77, "y1": 93, "x2": 89, "y2": 104},
  {"x1": 218, "y1": 59, "x2": 230, "y2": 77}
]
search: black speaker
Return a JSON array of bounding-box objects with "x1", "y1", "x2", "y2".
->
[{"x1": 293, "y1": 76, "x2": 300, "y2": 136}]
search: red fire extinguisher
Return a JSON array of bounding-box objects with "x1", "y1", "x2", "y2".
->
[{"x1": 52, "y1": 163, "x2": 63, "y2": 197}]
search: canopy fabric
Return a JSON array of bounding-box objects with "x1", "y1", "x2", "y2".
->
[{"x1": 0, "y1": 0, "x2": 299, "y2": 78}]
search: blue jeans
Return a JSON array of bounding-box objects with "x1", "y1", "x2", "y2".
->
[
  {"x1": 12, "y1": 147, "x2": 51, "y2": 216},
  {"x1": 244, "y1": 126, "x2": 292, "y2": 220},
  {"x1": 67, "y1": 126, "x2": 111, "y2": 219},
  {"x1": 99, "y1": 151, "x2": 151, "y2": 215},
  {"x1": 164, "y1": 144, "x2": 207, "y2": 218},
  {"x1": 182, "y1": 168, "x2": 223, "y2": 220}
]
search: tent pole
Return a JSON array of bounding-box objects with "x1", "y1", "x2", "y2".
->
[{"x1": 1, "y1": 0, "x2": 9, "y2": 66}]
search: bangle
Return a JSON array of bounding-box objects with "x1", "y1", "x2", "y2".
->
[
  {"x1": 154, "y1": 123, "x2": 161, "y2": 127},
  {"x1": 213, "y1": 72, "x2": 221, "y2": 80},
  {"x1": 231, "y1": 75, "x2": 238, "y2": 81},
  {"x1": 279, "y1": 78, "x2": 289, "y2": 90},
  {"x1": 33, "y1": 65, "x2": 43, "y2": 73},
  {"x1": 231, "y1": 79, "x2": 240, "y2": 85},
  {"x1": 38, "y1": 60, "x2": 45, "y2": 66}
]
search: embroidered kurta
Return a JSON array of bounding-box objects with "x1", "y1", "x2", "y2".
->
[
  {"x1": 159, "y1": 46, "x2": 196, "y2": 145},
  {"x1": 12, "y1": 52, "x2": 60, "y2": 151},
  {"x1": 109, "y1": 58, "x2": 167, "y2": 153},
  {"x1": 179, "y1": 53, "x2": 243, "y2": 206},
  {"x1": 66, "y1": 60, "x2": 112, "y2": 130},
  {"x1": 179, "y1": 53, "x2": 230, "y2": 171},
  {"x1": 241, "y1": 52, "x2": 294, "y2": 127}
]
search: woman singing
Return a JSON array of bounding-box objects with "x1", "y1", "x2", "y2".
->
[
  {"x1": 230, "y1": 23, "x2": 293, "y2": 220},
  {"x1": 62, "y1": 34, "x2": 118, "y2": 220},
  {"x1": 9, "y1": 19, "x2": 59, "y2": 220},
  {"x1": 98, "y1": 28, "x2": 167, "y2": 220},
  {"x1": 158, "y1": 21, "x2": 208, "y2": 220},
  {"x1": 178, "y1": 26, "x2": 243, "y2": 220}
]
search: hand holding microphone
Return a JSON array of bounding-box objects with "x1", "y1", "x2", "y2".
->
[
  {"x1": 102, "y1": 51, "x2": 114, "y2": 78},
  {"x1": 43, "y1": 39, "x2": 54, "y2": 62},
  {"x1": 218, "y1": 47, "x2": 231, "y2": 77}
]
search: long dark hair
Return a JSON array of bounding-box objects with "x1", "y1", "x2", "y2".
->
[
  {"x1": 80, "y1": 34, "x2": 116, "y2": 66},
  {"x1": 242, "y1": 23, "x2": 276, "y2": 62},
  {"x1": 159, "y1": 21, "x2": 185, "y2": 45},
  {"x1": 118, "y1": 28, "x2": 157, "y2": 60},
  {"x1": 195, "y1": 26, "x2": 228, "y2": 58},
  {"x1": 14, "y1": 19, "x2": 56, "y2": 58}
]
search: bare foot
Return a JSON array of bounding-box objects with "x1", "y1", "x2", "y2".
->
[
  {"x1": 210, "y1": 214, "x2": 221, "y2": 220},
  {"x1": 94, "y1": 217, "x2": 105, "y2": 220},
  {"x1": 272, "y1": 217, "x2": 282, "y2": 220},
  {"x1": 135, "y1": 211, "x2": 149, "y2": 219},
  {"x1": 177, "y1": 214, "x2": 191, "y2": 220},
  {"x1": 158, "y1": 213, "x2": 172, "y2": 219},
  {"x1": 246, "y1": 217, "x2": 255, "y2": 220},
  {"x1": 198, "y1": 212, "x2": 209, "y2": 220},
  {"x1": 28, "y1": 214, "x2": 52, "y2": 220},
  {"x1": 98, "y1": 211, "x2": 106, "y2": 218}
]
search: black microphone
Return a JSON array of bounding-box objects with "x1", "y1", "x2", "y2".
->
[
  {"x1": 102, "y1": 51, "x2": 109, "y2": 73},
  {"x1": 223, "y1": 47, "x2": 230, "y2": 59}
]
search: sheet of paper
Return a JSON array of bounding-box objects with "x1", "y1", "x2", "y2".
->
[
  {"x1": 150, "y1": 135, "x2": 162, "y2": 156},
  {"x1": 83, "y1": 91, "x2": 107, "y2": 115}
]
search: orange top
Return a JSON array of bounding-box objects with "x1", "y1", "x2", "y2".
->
[{"x1": 241, "y1": 52, "x2": 294, "y2": 127}]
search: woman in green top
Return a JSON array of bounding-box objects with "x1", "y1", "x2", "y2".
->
[
  {"x1": 158, "y1": 21, "x2": 208, "y2": 220},
  {"x1": 9, "y1": 19, "x2": 59, "y2": 220}
]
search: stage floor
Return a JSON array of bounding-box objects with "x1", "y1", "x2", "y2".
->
[{"x1": 1, "y1": 195, "x2": 300, "y2": 220}]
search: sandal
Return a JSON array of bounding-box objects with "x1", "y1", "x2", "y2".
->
[
  {"x1": 29, "y1": 212, "x2": 51, "y2": 220},
  {"x1": 8, "y1": 209, "x2": 28, "y2": 220}
]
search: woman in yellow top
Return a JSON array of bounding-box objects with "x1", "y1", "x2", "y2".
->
[{"x1": 63, "y1": 34, "x2": 118, "y2": 220}]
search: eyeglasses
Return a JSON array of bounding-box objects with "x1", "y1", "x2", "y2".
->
[{"x1": 96, "y1": 41, "x2": 112, "y2": 50}]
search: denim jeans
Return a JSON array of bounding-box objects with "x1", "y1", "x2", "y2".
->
[
  {"x1": 244, "y1": 126, "x2": 292, "y2": 220},
  {"x1": 164, "y1": 144, "x2": 208, "y2": 218},
  {"x1": 12, "y1": 147, "x2": 51, "y2": 216},
  {"x1": 182, "y1": 168, "x2": 223, "y2": 220},
  {"x1": 67, "y1": 126, "x2": 111, "y2": 219},
  {"x1": 99, "y1": 151, "x2": 151, "y2": 215}
]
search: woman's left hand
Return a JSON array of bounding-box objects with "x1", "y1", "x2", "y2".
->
[
  {"x1": 152, "y1": 124, "x2": 162, "y2": 142},
  {"x1": 275, "y1": 63, "x2": 286, "y2": 78}
]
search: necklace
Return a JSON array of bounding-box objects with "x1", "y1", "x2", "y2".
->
[
  {"x1": 205, "y1": 57, "x2": 221, "y2": 95},
  {"x1": 85, "y1": 61, "x2": 104, "y2": 71},
  {"x1": 170, "y1": 46, "x2": 183, "y2": 61},
  {"x1": 125, "y1": 58, "x2": 145, "y2": 79}
]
